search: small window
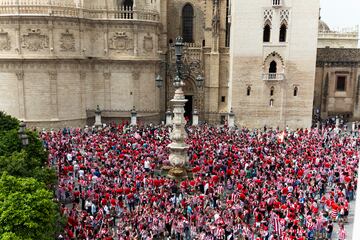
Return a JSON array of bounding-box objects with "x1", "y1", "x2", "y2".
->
[
  {"x1": 336, "y1": 76, "x2": 346, "y2": 91},
  {"x1": 221, "y1": 96, "x2": 226, "y2": 102},
  {"x1": 293, "y1": 87, "x2": 298, "y2": 96},
  {"x1": 247, "y1": 86, "x2": 251, "y2": 96},
  {"x1": 263, "y1": 24, "x2": 271, "y2": 42},
  {"x1": 279, "y1": 24, "x2": 287, "y2": 42},
  {"x1": 270, "y1": 99, "x2": 274, "y2": 107},
  {"x1": 202, "y1": 40, "x2": 206, "y2": 47},
  {"x1": 270, "y1": 86, "x2": 274, "y2": 96}
]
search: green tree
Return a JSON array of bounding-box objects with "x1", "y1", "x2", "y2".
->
[
  {"x1": 0, "y1": 151, "x2": 56, "y2": 186},
  {"x1": 0, "y1": 232, "x2": 21, "y2": 240},
  {"x1": 0, "y1": 173, "x2": 58, "y2": 240},
  {"x1": 0, "y1": 112, "x2": 19, "y2": 133},
  {"x1": 0, "y1": 129, "x2": 48, "y2": 164}
]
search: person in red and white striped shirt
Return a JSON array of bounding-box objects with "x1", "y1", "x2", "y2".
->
[{"x1": 337, "y1": 224, "x2": 346, "y2": 240}]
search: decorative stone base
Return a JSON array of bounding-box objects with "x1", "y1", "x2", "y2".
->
[{"x1": 161, "y1": 166, "x2": 192, "y2": 180}]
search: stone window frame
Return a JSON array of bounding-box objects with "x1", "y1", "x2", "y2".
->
[
  {"x1": 269, "y1": 99, "x2": 274, "y2": 107},
  {"x1": 263, "y1": 21, "x2": 272, "y2": 43},
  {"x1": 335, "y1": 75, "x2": 347, "y2": 92},
  {"x1": 279, "y1": 21, "x2": 288, "y2": 43},
  {"x1": 293, "y1": 85, "x2": 299, "y2": 97},
  {"x1": 263, "y1": 51, "x2": 285, "y2": 75},
  {"x1": 270, "y1": 86, "x2": 275, "y2": 96},
  {"x1": 246, "y1": 86, "x2": 252, "y2": 96},
  {"x1": 181, "y1": 3, "x2": 195, "y2": 43}
]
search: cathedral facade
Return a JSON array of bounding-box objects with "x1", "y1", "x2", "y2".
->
[{"x1": 0, "y1": 0, "x2": 321, "y2": 128}]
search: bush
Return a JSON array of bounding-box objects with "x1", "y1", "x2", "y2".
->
[
  {"x1": 0, "y1": 112, "x2": 19, "y2": 133},
  {"x1": 0, "y1": 173, "x2": 58, "y2": 240}
]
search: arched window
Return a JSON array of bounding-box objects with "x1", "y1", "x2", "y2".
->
[
  {"x1": 269, "y1": 61, "x2": 277, "y2": 73},
  {"x1": 270, "y1": 86, "x2": 274, "y2": 96},
  {"x1": 293, "y1": 86, "x2": 298, "y2": 96},
  {"x1": 270, "y1": 99, "x2": 274, "y2": 107},
  {"x1": 182, "y1": 4, "x2": 194, "y2": 43},
  {"x1": 247, "y1": 86, "x2": 251, "y2": 96},
  {"x1": 263, "y1": 24, "x2": 271, "y2": 42},
  {"x1": 279, "y1": 24, "x2": 287, "y2": 42}
]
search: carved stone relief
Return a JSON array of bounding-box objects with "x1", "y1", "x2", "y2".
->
[
  {"x1": 103, "y1": 72, "x2": 111, "y2": 80},
  {"x1": 132, "y1": 72, "x2": 140, "y2": 80},
  {"x1": 143, "y1": 33, "x2": 153, "y2": 52},
  {"x1": 109, "y1": 32, "x2": 133, "y2": 51},
  {"x1": 21, "y1": 29, "x2": 49, "y2": 51},
  {"x1": 0, "y1": 29, "x2": 11, "y2": 51},
  {"x1": 16, "y1": 71, "x2": 24, "y2": 81},
  {"x1": 60, "y1": 29, "x2": 75, "y2": 52},
  {"x1": 48, "y1": 71, "x2": 57, "y2": 80}
]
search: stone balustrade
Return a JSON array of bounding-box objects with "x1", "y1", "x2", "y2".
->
[
  {"x1": 0, "y1": 0, "x2": 159, "y2": 21},
  {"x1": 262, "y1": 73, "x2": 286, "y2": 81}
]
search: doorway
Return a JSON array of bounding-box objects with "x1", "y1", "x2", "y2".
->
[{"x1": 184, "y1": 95, "x2": 193, "y2": 123}]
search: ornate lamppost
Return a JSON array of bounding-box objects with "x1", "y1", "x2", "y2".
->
[
  {"x1": 18, "y1": 121, "x2": 29, "y2": 147},
  {"x1": 155, "y1": 36, "x2": 204, "y2": 178}
]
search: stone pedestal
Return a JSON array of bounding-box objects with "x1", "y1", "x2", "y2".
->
[
  {"x1": 192, "y1": 109, "x2": 199, "y2": 126},
  {"x1": 165, "y1": 109, "x2": 172, "y2": 126},
  {"x1": 228, "y1": 109, "x2": 235, "y2": 128},
  {"x1": 131, "y1": 107, "x2": 137, "y2": 126},
  {"x1": 94, "y1": 105, "x2": 102, "y2": 128},
  {"x1": 167, "y1": 86, "x2": 189, "y2": 178}
]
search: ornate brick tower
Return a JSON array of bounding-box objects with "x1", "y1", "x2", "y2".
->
[{"x1": 228, "y1": 0, "x2": 320, "y2": 129}]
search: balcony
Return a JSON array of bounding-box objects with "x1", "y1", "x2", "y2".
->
[
  {"x1": 262, "y1": 73, "x2": 285, "y2": 81},
  {"x1": 272, "y1": 0, "x2": 282, "y2": 8},
  {"x1": 0, "y1": 1, "x2": 160, "y2": 22}
]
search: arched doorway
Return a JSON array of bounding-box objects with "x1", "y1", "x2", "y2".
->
[
  {"x1": 182, "y1": 80, "x2": 195, "y2": 122},
  {"x1": 166, "y1": 77, "x2": 203, "y2": 124}
]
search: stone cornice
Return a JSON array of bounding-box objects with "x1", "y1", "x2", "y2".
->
[
  {"x1": 316, "y1": 62, "x2": 360, "y2": 68},
  {"x1": 0, "y1": 56, "x2": 161, "y2": 62}
]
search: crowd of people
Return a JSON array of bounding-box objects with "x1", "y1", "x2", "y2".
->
[{"x1": 40, "y1": 123, "x2": 359, "y2": 240}]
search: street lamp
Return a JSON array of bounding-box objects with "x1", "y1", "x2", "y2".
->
[
  {"x1": 18, "y1": 121, "x2": 29, "y2": 147},
  {"x1": 196, "y1": 74, "x2": 204, "y2": 88},
  {"x1": 155, "y1": 74, "x2": 163, "y2": 88},
  {"x1": 155, "y1": 36, "x2": 204, "y2": 179}
]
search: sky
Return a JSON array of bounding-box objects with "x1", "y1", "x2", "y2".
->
[{"x1": 320, "y1": 0, "x2": 360, "y2": 31}]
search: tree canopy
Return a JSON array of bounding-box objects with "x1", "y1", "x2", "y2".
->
[
  {"x1": 0, "y1": 174, "x2": 58, "y2": 240},
  {"x1": 0, "y1": 112, "x2": 60, "y2": 239},
  {"x1": 0, "y1": 112, "x2": 19, "y2": 133}
]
